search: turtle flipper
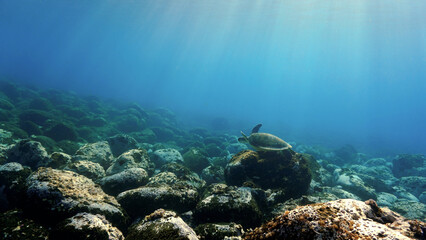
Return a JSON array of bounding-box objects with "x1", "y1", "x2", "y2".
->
[
  {"x1": 251, "y1": 124, "x2": 262, "y2": 133},
  {"x1": 239, "y1": 131, "x2": 249, "y2": 143}
]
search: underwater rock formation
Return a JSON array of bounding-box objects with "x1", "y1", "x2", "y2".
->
[
  {"x1": 393, "y1": 154, "x2": 426, "y2": 178},
  {"x1": 117, "y1": 185, "x2": 198, "y2": 219},
  {"x1": 25, "y1": 167, "x2": 127, "y2": 228},
  {"x1": 244, "y1": 199, "x2": 426, "y2": 240},
  {"x1": 98, "y1": 167, "x2": 149, "y2": 196},
  {"x1": 152, "y1": 148, "x2": 184, "y2": 167},
  {"x1": 50, "y1": 213, "x2": 124, "y2": 240},
  {"x1": 107, "y1": 134, "x2": 139, "y2": 157},
  {"x1": 5, "y1": 139, "x2": 52, "y2": 170},
  {"x1": 225, "y1": 149, "x2": 312, "y2": 199},
  {"x1": 195, "y1": 222, "x2": 244, "y2": 240},
  {"x1": 193, "y1": 183, "x2": 262, "y2": 228},
  {"x1": 64, "y1": 160, "x2": 106, "y2": 180},
  {"x1": 106, "y1": 148, "x2": 153, "y2": 176},
  {"x1": 126, "y1": 209, "x2": 198, "y2": 240},
  {"x1": 73, "y1": 141, "x2": 114, "y2": 169}
]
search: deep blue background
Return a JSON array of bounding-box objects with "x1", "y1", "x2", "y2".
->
[{"x1": 0, "y1": 0, "x2": 425, "y2": 155}]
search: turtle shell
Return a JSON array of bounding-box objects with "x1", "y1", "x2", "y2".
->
[{"x1": 248, "y1": 133, "x2": 292, "y2": 151}]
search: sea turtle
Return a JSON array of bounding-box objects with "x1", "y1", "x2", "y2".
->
[{"x1": 238, "y1": 124, "x2": 292, "y2": 151}]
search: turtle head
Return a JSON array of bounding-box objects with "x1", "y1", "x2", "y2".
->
[{"x1": 238, "y1": 131, "x2": 249, "y2": 143}]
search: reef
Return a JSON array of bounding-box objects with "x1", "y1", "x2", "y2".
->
[{"x1": 0, "y1": 80, "x2": 424, "y2": 239}]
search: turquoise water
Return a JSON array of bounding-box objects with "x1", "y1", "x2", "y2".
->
[{"x1": 0, "y1": 0, "x2": 425, "y2": 155}]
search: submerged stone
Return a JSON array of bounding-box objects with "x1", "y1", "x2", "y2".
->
[
  {"x1": 126, "y1": 209, "x2": 198, "y2": 240},
  {"x1": 225, "y1": 149, "x2": 312, "y2": 199},
  {"x1": 244, "y1": 199, "x2": 426, "y2": 240},
  {"x1": 193, "y1": 183, "x2": 262, "y2": 228},
  {"x1": 5, "y1": 139, "x2": 52, "y2": 170},
  {"x1": 50, "y1": 213, "x2": 124, "y2": 240},
  {"x1": 25, "y1": 167, "x2": 127, "y2": 228}
]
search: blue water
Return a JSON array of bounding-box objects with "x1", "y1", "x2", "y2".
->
[{"x1": 0, "y1": 0, "x2": 425, "y2": 155}]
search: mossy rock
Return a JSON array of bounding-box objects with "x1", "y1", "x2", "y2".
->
[
  {"x1": 18, "y1": 110, "x2": 52, "y2": 126},
  {"x1": 45, "y1": 123, "x2": 78, "y2": 141},
  {"x1": 28, "y1": 97, "x2": 53, "y2": 111},
  {"x1": 131, "y1": 128, "x2": 157, "y2": 143},
  {"x1": 77, "y1": 127, "x2": 101, "y2": 142},
  {"x1": 182, "y1": 147, "x2": 210, "y2": 173},
  {"x1": 0, "y1": 123, "x2": 28, "y2": 139},
  {"x1": 0, "y1": 98, "x2": 14, "y2": 110},
  {"x1": 151, "y1": 127, "x2": 176, "y2": 141},
  {"x1": 115, "y1": 115, "x2": 145, "y2": 133},
  {"x1": 59, "y1": 105, "x2": 87, "y2": 119},
  {"x1": 0, "y1": 109, "x2": 13, "y2": 122},
  {"x1": 205, "y1": 143, "x2": 225, "y2": 157},
  {"x1": 30, "y1": 135, "x2": 61, "y2": 153},
  {"x1": 56, "y1": 140, "x2": 81, "y2": 155},
  {"x1": 19, "y1": 120, "x2": 43, "y2": 136},
  {"x1": 225, "y1": 150, "x2": 313, "y2": 199}
]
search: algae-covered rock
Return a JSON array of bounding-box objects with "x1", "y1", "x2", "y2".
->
[
  {"x1": 117, "y1": 185, "x2": 198, "y2": 219},
  {"x1": 183, "y1": 147, "x2": 210, "y2": 173},
  {"x1": 6, "y1": 139, "x2": 52, "y2": 169},
  {"x1": 159, "y1": 163, "x2": 206, "y2": 190},
  {"x1": 201, "y1": 165, "x2": 225, "y2": 184},
  {"x1": 107, "y1": 134, "x2": 139, "y2": 157},
  {"x1": 50, "y1": 213, "x2": 124, "y2": 240},
  {"x1": 399, "y1": 176, "x2": 426, "y2": 199},
  {"x1": 45, "y1": 122, "x2": 79, "y2": 141},
  {"x1": 25, "y1": 167, "x2": 127, "y2": 228},
  {"x1": 0, "y1": 162, "x2": 31, "y2": 210},
  {"x1": 74, "y1": 141, "x2": 114, "y2": 169},
  {"x1": 152, "y1": 148, "x2": 184, "y2": 167},
  {"x1": 64, "y1": 160, "x2": 106, "y2": 180},
  {"x1": 193, "y1": 183, "x2": 262, "y2": 228},
  {"x1": 126, "y1": 209, "x2": 198, "y2": 240},
  {"x1": 333, "y1": 168, "x2": 376, "y2": 200},
  {"x1": 195, "y1": 222, "x2": 244, "y2": 240},
  {"x1": 98, "y1": 168, "x2": 148, "y2": 196},
  {"x1": 390, "y1": 200, "x2": 426, "y2": 221},
  {"x1": 393, "y1": 154, "x2": 426, "y2": 178},
  {"x1": 106, "y1": 149, "x2": 153, "y2": 175},
  {"x1": 0, "y1": 209, "x2": 49, "y2": 240},
  {"x1": 225, "y1": 150, "x2": 312, "y2": 199},
  {"x1": 49, "y1": 152, "x2": 73, "y2": 169},
  {"x1": 244, "y1": 199, "x2": 426, "y2": 240}
]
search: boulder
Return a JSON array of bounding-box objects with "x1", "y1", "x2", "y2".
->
[
  {"x1": 193, "y1": 184, "x2": 262, "y2": 228},
  {"x1": 183, "y1": 147, "x2": 210, "y2": 173},
  {"x1": 225, "y1": 150, "x2": 312, "y2": 199},
  {"x1": 152, "y1": 148, "x2": 184, "y2": 167},
  {"x1": 195, "y1": 222, "x2": 244, "y2": 240},
  {"x1": 244, "y1": 199, "x2": 426, "y2": 240},
  {"x1": 106, "y1": 149, "x2": 153, "y2": 176},
  {"x1": 64, "y1": 160, "x2": 106, "y2": 180},
  {"x1": 333, "y1": 169, "x2": 376, "y2": 200},
  {"x1": 117, "y1": 185, "x2": 198, "y2": 219},
  {"x1": 126, "y1": 209, "x2": 198, "y2": 240},
  {"x1": 0, "y1": 162, "x2": 31, "y2": 210},
  {"x1": 50, "y1": 213, "x2": 124, "y2": 240},
  {"x1": 25, "y1": 168, "x2": 127, "y2": 228},
  {"x1": 98, "y1": 168, "x2": 149, "y2": 196},
  {"x1": 6, "y1": 139, "x2": 52, "y2": 170},
  {"x1": 74, "y1": 141, "x2": 114, "y2": 169},
  {"x1": 399, "y1": 176, "x2": 426, "y2": 199},
  {"x1": 392, "y1": 154, "x2": 426, "y2": 178},
  {"x1": 201, "y1": 165, "x2": 225, "y2": 185},
  {"x1": 107, "y1": 134, "x2": 139, "y2": 157}
]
